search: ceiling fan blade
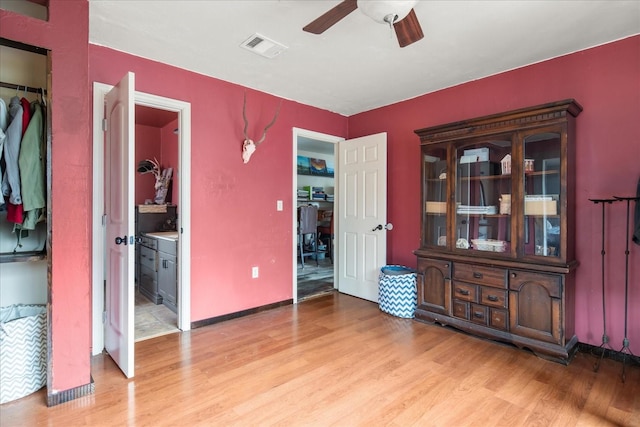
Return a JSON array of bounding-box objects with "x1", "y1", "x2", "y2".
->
[
  {"x1": 394, "y1": 9, "x2": 424, "y2": 48},
  {"x1": 303, "y1": 0, "x2": 358, "y2": 34}
]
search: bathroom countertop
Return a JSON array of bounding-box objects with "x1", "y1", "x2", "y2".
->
[{"x1": 144, "y1": 231, "x2": 179, "y2": 241}]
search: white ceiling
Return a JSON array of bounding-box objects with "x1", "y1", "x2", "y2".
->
[{"x1": 89, "y1": 1, "x2": 639, "y2": 117}]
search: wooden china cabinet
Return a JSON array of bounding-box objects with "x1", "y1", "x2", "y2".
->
[{"x1": 413, "y1": 100, "x2": 582, "y2": 364}]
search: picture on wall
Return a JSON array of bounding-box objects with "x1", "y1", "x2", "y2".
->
[
  {"x1": 297, "y1": 155, "x2": 311, "y2": 175},
  {"x1": 310, "y1": 158, "x2": 327, "y2": 175},
  {"x1": 298, "y1": 156, "x2": 334, "y2": 177}
]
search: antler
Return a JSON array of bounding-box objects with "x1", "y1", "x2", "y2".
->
[
  {"x1": 256, "y1": 100, "x2": 282, "y2": 145},
  {"x1": 242, "y1": 92, "x2": 250, "y2": 141},
  {"x1": 242, "y1": 92, "x2": 282, "y2": 146}
]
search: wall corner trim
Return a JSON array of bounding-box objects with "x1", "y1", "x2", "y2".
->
[{"x1": 47, "y1": 377, "x2": 95, "y2": 407}]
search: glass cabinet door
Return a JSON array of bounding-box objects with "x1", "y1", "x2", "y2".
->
[
  {"x1": 422, "y1": 147, "x2": 447, "y2": 247},
  {"x1": 522, "y1": 131, "x2": 562, "y2": 259},
  {"x1": 455, "y1": 138, "x2": 512, "y2": 254}
]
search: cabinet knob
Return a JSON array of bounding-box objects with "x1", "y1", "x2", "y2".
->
[
  {"x1": 473, "y1": 272, "x2": 483, "y2": 279},
  {"x1": 487, "y1": 295, "x2": 499, "y2": 302},
  {"x1": 511, "y1": 272, "x2": 517, "y2": 278},
  {"x1": 444, "y1": 264, "x2": 449, "y2": 268},
  {"x1": 456, "y1": 288, "x2": 470, "y2": 296}
]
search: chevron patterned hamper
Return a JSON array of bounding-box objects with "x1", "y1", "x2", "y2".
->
[
  {"x1": 0, "y1": 304, "x2": 47, "y2": 404},
  {"x1": 378, "y1": 265, "x2": 417, "y2": 318}
]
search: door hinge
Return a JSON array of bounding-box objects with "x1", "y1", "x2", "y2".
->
[
  {"x1": 102, "y1": 311, "x2": 107, "y2": 324},
  {"x1": 102, "y1": 118, "x2": 108, "y2": 132},
  {"x1": 101, "y1": 214, "x2": 107, "y2": 227}
]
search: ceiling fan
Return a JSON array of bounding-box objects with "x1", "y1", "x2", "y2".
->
[{"x1": 303, "y1": 0, "x2": 424, "y2": 48}]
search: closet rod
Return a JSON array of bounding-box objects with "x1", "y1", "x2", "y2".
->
[
  {"x1": 0, "y1": 81, "x2": 46, "y2": 95},
  {"x1": 0, "y1": 37, "x2": 48, "y2": 55}
]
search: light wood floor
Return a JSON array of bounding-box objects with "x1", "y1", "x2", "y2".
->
[{"x1": 1, "y1": 293, "x2": 638, "y2": 426}]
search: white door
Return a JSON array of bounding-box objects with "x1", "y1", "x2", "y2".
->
[
  {"x1": 104, "y1": 72, "x2": 135, "y2": 378},
  {"x1": 337, "y1": 133, "x2": 388, "y2": 302}
]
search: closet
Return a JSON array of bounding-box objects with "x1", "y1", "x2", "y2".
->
[
  {"x1": 0, "y1": 37, "x2": 50, "y2": 404},
  {"x1": 0, "y1": 38, "x2": 50, "y2": 341}
]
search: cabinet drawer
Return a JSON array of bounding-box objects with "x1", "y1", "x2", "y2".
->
[
  {"x1": 140, "y1": 265, "x2": 157, "y2": 282},
  {"x1": 453, "y1": 282, "x2": 477, "y2": 302},
  {"x1": 140, "y1": 246, "x2": 157, "y2": 271},
  {"x1": 452, "y1": 300, "x2": 469, "y2": 320},
  {"x1": 140, "y1": 236, "x2": 158, "y2": 250},
  {"x1": 509, "y1": 270, "x2": 561, "y2": 298},
  {"x1": 140, "y1": 269, "x2": 157, "y2": 293},
  {"x1": 480, "y1": 287, "x2": 507, "y2": 309},
  {"x1": 158, "y1": 238, "x2": 177, "y2": 256},
  {"x1": 489, "y1": 308, "x2": 508, "y2": 331},
  {"x1": 454, "y1": 263, "x2": 507, "y2": 288},
  {"x1": 470, "y1": 304, "x2": 488, "y2": 325}
]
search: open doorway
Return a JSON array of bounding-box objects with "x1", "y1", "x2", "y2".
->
[
  {"x1": 92, "y1": 81, "x2": 192, "y2": 365},
  {"x1": 133, "y1": 105, "x2": 179, "y2": 341},
  {"x1": 293, "y1": 129, "x2": 343, "y2": 302}
]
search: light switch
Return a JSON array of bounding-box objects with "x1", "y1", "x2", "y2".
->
[{"x1": 277, "y1": 200, "x2": 283, "y2": 211}]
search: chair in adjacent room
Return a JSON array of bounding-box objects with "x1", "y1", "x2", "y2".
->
[
  {"x1": 298, "y1": 205, "x2": 318, "y2": 268},
  {"x1": 317, "y1": 212, "x2": 334, "y2": 264}
]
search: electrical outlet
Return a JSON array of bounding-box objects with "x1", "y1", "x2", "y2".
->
[
  {"x1": 252, "y1": 266, "x2": 259, "y2": 278},
  {"x1": 277, "y1": 200, "x2": 283, "y2": 211}
]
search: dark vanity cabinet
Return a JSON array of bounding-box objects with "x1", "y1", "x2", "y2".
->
[
  {"x1": 135, "y1": 205, "x2": 177, "y2": 305},
  {"x1": 157, "y1": 238, "x2": 178, "y2": 313},
  {"x1": 414, "y1": 100, "x2": 582, "y2": 363},
  {"x1": 139, "y1": 235, "x2": 161, "y2": 304}
]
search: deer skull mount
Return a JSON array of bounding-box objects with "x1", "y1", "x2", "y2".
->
[{"x1": 242, "y1": 93, "x2": 282, "y2": 163}]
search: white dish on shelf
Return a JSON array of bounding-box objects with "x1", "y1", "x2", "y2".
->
[{"x1": 471, "y1": 239, "x2": 506, "y2": 252}]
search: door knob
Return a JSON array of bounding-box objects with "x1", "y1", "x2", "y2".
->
[
  {"x1": 115, "y1": 235, "x2": 128, "y2": 245},
  {"x1": 372, "y1": 223, "x2": 394, "y2": 231}
]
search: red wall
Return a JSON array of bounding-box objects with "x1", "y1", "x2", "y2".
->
[
  {"x1": 0, "y1": 0, "x2": 91, "y2": 392},
  {"x1": 135, "y1": 121, "x2": 179, "y2": 205},
  {"x1": 89, "y1": 45, "x2": 348, "y2": 322},
  {"x1": 135, "y1": 124, "x2": 161, "y2": 204},
  {"x1": 349, "y1": 35, "x2": 640, "y2": 354},
  {"x1": 161, "y1": 119, "x2": 179, "y2": 204}
]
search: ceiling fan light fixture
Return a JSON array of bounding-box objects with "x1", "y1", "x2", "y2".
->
[{"x1": 357, "y1": 0, "x2": 417, "y2": 24}]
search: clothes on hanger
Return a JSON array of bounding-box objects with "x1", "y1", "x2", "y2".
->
[
  {"x1": 1, "y1": 96, "x2": 24, "y2": 222},
  {"x1": 0, "y1": 98, "x2": 8, "y2": 209},
  {"x1": 17, "y1": 101, "x2": 45, "y2": 230},
  {"x1": 0, "y1": 90, "x2": 47, "y2": 250}
]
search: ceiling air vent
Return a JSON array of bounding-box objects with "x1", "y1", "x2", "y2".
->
[{"x1": 240, "y1": 33, "x2": 288, "y2": 59}]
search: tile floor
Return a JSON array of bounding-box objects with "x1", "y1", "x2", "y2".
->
[{"x1": 135, "y1": 290, "x2": 179, "y2": 341}]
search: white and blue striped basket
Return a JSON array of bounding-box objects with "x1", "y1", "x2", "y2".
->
[
  {"x1": 378, "y1": 265, "x2": 417, "y2": 318},
  {"x1": 0, "y1": 304, "x2": 47, "y2": 404}
]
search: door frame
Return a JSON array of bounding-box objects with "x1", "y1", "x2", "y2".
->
[
  {"x1": 292, "y1": 128, "x2": 344, "y2": 303},
  {"x1": 92, "y1": 82, "x2": 192, "y2": 355}
]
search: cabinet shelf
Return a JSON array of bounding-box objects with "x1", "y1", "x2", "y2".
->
[
  {"x1": 459, "y1": 174, "x2": 510, "y2": 181},
  {"x1": 298, "y1": 199, "x2": 333, "y2": 203},
  {"x1": 0, "y1": 251, "x2": 46, "y2": 264}
]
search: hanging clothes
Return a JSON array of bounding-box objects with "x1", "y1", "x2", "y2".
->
[
  {"x1": 17, "y1": 101, "x2": 45, "y2": 230},
  {"x1": 0, "y1": 98, "x2": 8, "y2": 210},
  {"x1": 1, "y1": 96, "x2": 24, "y2": 224},
  {"x1": 20, "y1": 97, "x2": 31, "y2": 136}
]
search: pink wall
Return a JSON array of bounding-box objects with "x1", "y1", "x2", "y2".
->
[
  {"x1": 349, "y1": 35, "x2": 640, "y2": 354},
  {"x1": 161, "y1": 119, "x2": 179, "y2": 205},
  {"x1": 89, "y1": 45, "x2": 348, "y2": 322},
  {"x1": 0, "y1": 1, "x2": 91, "y2": 392},
  {"x1": 135, "y1": 120, "x2": 179, "y2": 205},
  {"x1": 135, "y1": 124, "x2": 161, "y2": 204}
]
